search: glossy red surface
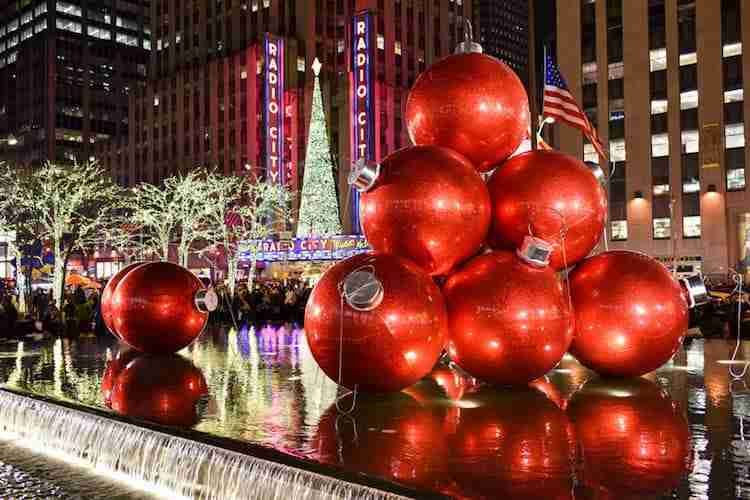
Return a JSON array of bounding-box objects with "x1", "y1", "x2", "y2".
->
[
  {"x1": 447, "y1": 387, "x2": 573, "y2": 499},
  {"x1": 430, "y1": 365, "x2": 476, "y2": 401},
  {"x1": 101, "y1": 347, "x2": 139, "y2": 406},
  {"x1": 567, "y1": 378, "x2": 691, "y2": 499},
  {"x1": 405, "y1": 53, "x2": 529, "y2": 173},
  {"x1": 487, "y1": 150, "x2": 607, "y2": 270},
  {"x1": 443, "y1": 251, "x2": 574, "y2": 385},
  {"x1": 569, "y1": 251, "x2": 689, "y2": 377},
  {"x1": 304, "y1": 253, "x2": 448, "y2": 393},
  {"x1": 312, "y1": 393, "x2": 449, "y2": 492},
  {"x1": 109, "y1": 354, "x2": 208, "y2": 427},
  {"x1": 100, "y1": 262, "x2": 145, "y2": 339},
  {"x1": 361, "y1": 145, "x2": 491, "y2": 276},
  {"x1": 111, "y1": 261, "x2": 209, "y2": 354}
]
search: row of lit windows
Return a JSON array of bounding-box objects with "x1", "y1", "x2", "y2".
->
[{"x1": 608, "y1": 216, "x2": 702, "y2": 241}]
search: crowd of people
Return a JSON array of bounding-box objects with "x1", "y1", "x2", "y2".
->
[{"x1": 0, "y1": 277, "x2": 314, "y2": 338}]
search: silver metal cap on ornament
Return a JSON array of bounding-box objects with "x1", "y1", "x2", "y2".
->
[
  {"x1": 195, "y1": 288, "x2": 219, "y2": 313},
  {"x1": 348, "y1": 158, "x2": 381, "y2": 193},
  {"x1": 585, "y1": 161, "x2": 607, "y2": 186},
  {"x1": 342, "y1": 269, "x2": 384, "y2": 312},
  {"x1": 516, "y1": 235, "x2": 553, "y2": 268},
  {"x1": 455, "y1": 18, "x2": 483, "y2": 54},
  {"x1": 679, "y1": 274, "x2": 709, "y2": 309}
]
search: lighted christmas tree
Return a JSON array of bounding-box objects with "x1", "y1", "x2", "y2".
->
[{"x1": 296, "y1": 58, "x2": 343, "y2": 238}]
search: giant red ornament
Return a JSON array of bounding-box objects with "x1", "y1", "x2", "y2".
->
[
  {"x1": 101, "y1": 347, "x2": 139, "y2": 406},
  {"x1": 569, "y1": 251, "x2": 689, "y2": 377},
  {"x1": 443, "y1": 251, "x2": 574, "y2": 385},
  {"x1": 111, "y1": 261, "x2": 215, "y2": 354},
  {"x1": 447, "y1": 387, "x2": 573, "y2": 499},
  {"x1": 304, "y1": 252, "x2": 448, "y2": 393},
  {"x1": 100, "y1": 262, "x2": 144, "y2": 338},
  {"x1": 405, "y1": 53, "x2": 529, "y2": 172},
  {"x1": 109, "y1": 354, "x2": 208, "y2": 427},
  {"x1": 487, "y1": 150, "x2": 608, "y2": 270},
  {"x1": 353, "y1": 145, "x2": 491, "y2": 276},
  {"x1": 567, "y1": 378, "x2": 691, "y2": 499}
]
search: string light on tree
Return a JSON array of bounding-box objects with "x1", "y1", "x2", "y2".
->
[{"x1": 296, "y1": 58, "x2": 343, "y2": 238}]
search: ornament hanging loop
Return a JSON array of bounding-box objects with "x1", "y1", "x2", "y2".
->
[{"x1": 455, "y1": 18, "x2": 483, "y2": 54}]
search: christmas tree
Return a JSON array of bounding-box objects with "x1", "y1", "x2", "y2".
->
[{"x1": 296, "y1": 58, "x2": 343, "y2": 238}]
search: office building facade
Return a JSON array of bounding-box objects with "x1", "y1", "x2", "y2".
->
[
  {"x1": 0, "y1": 0, "x2": 150, "y2": 166},
  {"x1": 473, "y1": 0, "x2": 529, "y2": 85},
  {"x1": 554, "y1": 0, "x2": 747, "y2": 274}
]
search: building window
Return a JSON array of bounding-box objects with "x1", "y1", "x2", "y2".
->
[
  {"x1": 651, "y1": 99, "x2": 668, "y2": 115},
  {"x1": 88, "y1": 26, "x2": 111, "y2": 40},
  {"x1": 653, "y1": 217, "x2": 671, "y2": 239},
  {"x1": 608, "y1": 62, "x2": 624, "y2": 80},
  {"x1": 649, "y1": 48, "x2": 667, "y2": 72},
  {"x1": 584, "y1": 143, "x2": 598, "y2": 163},
  {"x1": 56, "y1": 18, "x2": 82, "y2": 34},
  {"x1": 297, "y1": 57, "x2": 305, "y2": 71},
  {"x1": 724, "y1": 42, "x2": 743, "y2": 57},
  {"x1": 394, "y1": 41, "x2": 402, "y2": 55},
  {"x1": 652, "y1": 134, "x2": 669, "y2": 157},
  {"x1": 582, "y1": 62, "x2": 598, "y2": 85},
  {"x1": 726, "y1": 147, "x2": 746, "y2": 190},
  {"x1": 681, "y1": 130, "x2": 700, "y2": 153},
  {"x1": 610, "y1": 139, "x2": 626, "y2": 162},
  {"x1": 680, "y1": 90, "x2": 699, "y2": 110},
  {"x1": 56, "y1": 1, "x2": 82, "y2": 17},
  {"x1": 377, "y1": 34, "x2": 384, "y2": 50},
  {"x1": 683, "y1": 216, "x2": 701, "y2": 238},
  {"x1": 611, "y1": 220, "x2": 628, "y2": 241},
  {"x1": 680, "y1": 52, "x2": 697, "y2": 66},
  {"x1": 726, "y1": 123, "x2": 746, "y2": 149}
]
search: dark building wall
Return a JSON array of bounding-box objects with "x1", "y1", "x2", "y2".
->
[
  {"x1": 474, "y1": 0, "x2": 529, "y2": 85},
  {"x1": 0, "y1": 0, "x2": 150, "y2": 166}
]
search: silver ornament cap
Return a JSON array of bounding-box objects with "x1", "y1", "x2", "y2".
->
[
  {"x1": 455, "y1": 18, "x2": 483, "y2": 54},
  {"x1": 349, "y1": 158, "x2": 381, "y2": 193},
  {"x1": 195, "y1": 288, "x2": 219, "y2": 313},
  {"x1": 342, "y1": 269, "x2": 384, "y2": 311},
  {"x1": 679, "y1": 274, "x2": 709, "y2": 309},
  {"x1": 516, "y1": 235, "x2": 553, "y2": 268}
]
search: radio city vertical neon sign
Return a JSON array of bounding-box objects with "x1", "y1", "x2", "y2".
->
[
  {"x1": 265, "y1": 35, "x2": 285, "y2": 185},
  {"x1": 350, "y1": 12, "x2": 375, "y2": 233}
]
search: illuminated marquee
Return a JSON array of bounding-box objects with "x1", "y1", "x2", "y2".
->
[
  {"x1": 350, "y1": 11, "x2": 375, "y2": 233},
  {"x1": 265, "y1": 35, "x2": 285, "y2": 185}
]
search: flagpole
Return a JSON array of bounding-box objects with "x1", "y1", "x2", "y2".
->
[{"x1": 528, "y1": 0, "x2": 538, "y2": 150}]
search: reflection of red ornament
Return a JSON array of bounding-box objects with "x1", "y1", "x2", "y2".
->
[
  {"x1": 567, "y1": 378, "x2": 691, "y2": 499},
  {"x1": 430, "y1": 365, "x2": 474, "y2": 401},
  {"x1": 111, "y1": 262, "x2": 212, "y2": 354},
  {"x1": 529, "y1": 376, "x2": 566, "y2": 410},
  {"x1": 312, "y1": 393, "x2": 448, "y2": 492},
  {"x1": 443, "y1": 251, "x2": 573, "y2": 385},
  {"x1": 109, "y1": 354, "x2": 208, "y2": 427},
  {"x1": 487, "y1": 150, "x2": 607, "y2": 270},
  {"x1": 448, "y1": 387, "x2": 573, "y2": 499},
  {"x1": 304, "y1": 253, "x2": 448, "y2": 393},
  {"x1": 100, "y1": 262, "x2": 144, "y2": 339},
  {"x1": 569, "y1": 251, "x2": 689, "y2": 377},
  {"x1": 357, "y1": 146, "x2": 490, "y2": 276},
  {"x1": 405, "y1": 53, "x2": 529, "y2": 172},
  {"x1": 101, "y1": 347, "x2": 139, "y2": 406}
]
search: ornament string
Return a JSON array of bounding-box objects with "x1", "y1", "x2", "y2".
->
[
  {"x1": 728, "y1": 269, "x2": 749, "y2": 380},
  {"x1": 333, "y1": 263, "x2": 378, "y2": 415}
]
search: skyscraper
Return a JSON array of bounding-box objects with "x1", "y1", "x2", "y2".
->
[
  {"x1": 0, "y1": 0, "x2": 150, "y2": 166},
  {"x1": 473, "y1": 0, "x2": 530, "y2": 85},
  {"x1": 554, "y1": 0, "x2": 747, "y2": 274}
]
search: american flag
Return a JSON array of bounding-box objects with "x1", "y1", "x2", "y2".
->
[{"x1": 543, "y1": 52, "x2": 608, "y2": 161}]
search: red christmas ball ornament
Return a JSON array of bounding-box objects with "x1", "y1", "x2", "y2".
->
[
  {"x1": 487, "y1": 150, "x2": 608, "y2": 270},
  {"x1": 405, "y1": 53, "x2": 529, "y2": 172},
  {"x1": 569, "y1": 251, "x2": 689, "y2": 377},
  {"x1": 304, "y1": 252, "x2": 448, "y2": 393},
  {"x1": 443, "y1": 251, "x2": 574, "y2": 385},
  {"x1": 312, "y1": 393, "x2": 449, "y2": 493},
  {"x1": 111, "y1": 261, "x2": 218, "y2": 354},
  {"x1": 447, "y1": 387, "x2": 573, "y2": 499},
  {"x1": 567, "y1": 378, "x2": 691, "y2": 499},
  {"x1": 351, "y1": 146, "x2": 491, "y2": 276},
  {"x1": 101, "y1": 262, "x2": 145, "y2": 338},
  {"x1": 109, "y1": 354, "x2": 208, "y2": 427}
]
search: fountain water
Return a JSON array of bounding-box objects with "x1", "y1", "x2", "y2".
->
[{"x1": 0, "y1": 390, "x2": 411, "y2": 500}]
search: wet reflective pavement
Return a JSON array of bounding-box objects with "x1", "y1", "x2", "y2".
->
[{"x1": 0, "y1": 325, "x2": 749, "y2": 499}]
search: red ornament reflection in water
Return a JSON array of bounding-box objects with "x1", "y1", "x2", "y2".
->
[
  {"x1": 109, "y1": 354, "x2": 208, "y2": 427},
  {"x1": 567, "y1": 378, "x2": 691, "y2": 499}
]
